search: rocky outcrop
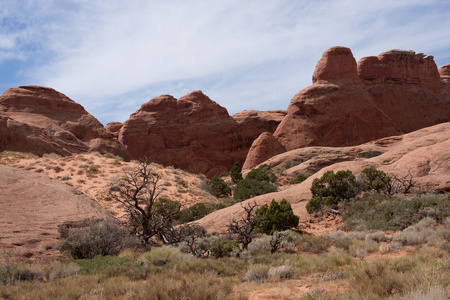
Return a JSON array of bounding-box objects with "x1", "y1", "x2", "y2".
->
[
  {"x1": 118, "y1": 91, "x2": 285, "y2": 176},
  {"x1": 273, "y1": 47, "x2": 450, "y2": 152},
  {"x1": 242, "y1": 132, "x2": 286, "y2": 170},
  {"x1": 0, "y1": 86, "x2": 130, "y2": 159}
]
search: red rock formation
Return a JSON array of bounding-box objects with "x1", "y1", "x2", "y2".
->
[
  {"x1": 273, "y1": 47, "x2": 450, "y2": 151},
  {"x1": 0, "y1": 86, "x2": 130, "y2": 159},
  {"x1": 358, "y1": 50, "x2": 442, "y2": 91},
  {"x1": 312, "y1": 46, "x2": 359, "y2": 83},
  {"x1": 119, "y1": 91, "x2": 285, "y2": 176},
  {"x1": 242, "y1": 132, "x2": 286, "y2": 170},
  {"x1": 105, "y1": 121, "x2": 123, "y2": 134},
  {"x1": 440, "y1": 64, "x2": 450, "y2": 83}
]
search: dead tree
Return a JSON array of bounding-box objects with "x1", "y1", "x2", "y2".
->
[
  {"x1": 269, "y1": 231, "x2": 288, "y2": 254},
  {"x1": 174, "y1": 224, "x2": 209, "y2": 258},
  {"x1": 109, "y1": 160, "x2": 180, "y2": 245},
  {"x1": 227, "y1": 202, "x2": 261, "y2": 250}
]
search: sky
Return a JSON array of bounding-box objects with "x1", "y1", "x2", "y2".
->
[{"x1": 1, "y1": 0, "x2": 449, "y2": 125}]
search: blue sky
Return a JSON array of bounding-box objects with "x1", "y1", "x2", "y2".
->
[{"x1": 1, "y1": 1, "x2": 449, "y2": 125}]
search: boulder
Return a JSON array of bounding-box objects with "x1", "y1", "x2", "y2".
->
[{"x1": 242, "y1": 132, "x2": 286, "y2": 170}]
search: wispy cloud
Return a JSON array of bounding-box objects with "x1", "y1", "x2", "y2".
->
[{"x1": 1, "y1": 0, "x2": 449, "y2": 124}]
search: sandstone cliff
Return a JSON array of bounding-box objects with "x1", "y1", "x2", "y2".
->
[{"x1": 118, "y1": 91, "x2": 286, "y2": 176}]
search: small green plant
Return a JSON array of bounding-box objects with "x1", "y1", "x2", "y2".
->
[
  {"x1": 255, "y1": 199, "x2": 299, "y2": 235},
  {"x1": 204, "y1": 176, "x2": 231, "y2": 198},
  {"x1": 176, "y1": 203, "x2": 209, "y2": 224},
  {"x1": 306, "y1": 170, "x2": 357, "y2": 213},
  {"x1": 210, "y1": 240, "x2": 240, "y2": 258},
  {"x1": 230, "y1": 161, "x2": 243, "y2": 183},
  {"x1": 364, "y1": 149, "x2": 381, "y2": 158},
  {"x1": 291, "y1": 173, "x2": 311, "y2": 184}
]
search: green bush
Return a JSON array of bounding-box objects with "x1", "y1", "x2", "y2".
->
[
  {"x1": 210, "y1": 240, "x2": 240, "y2": 258},
  {"x1": 306, "y1": 170, "x2": 357, "y2": 213},
  {"x1": 341, "y1": 194, "x2": 450, "y2": 231},
  {"x1": 205, "y1": 176, "x2": 231, "y2": 198},
  {"x1": 176, "y1": 203, "x2": 209, "y2": 224},
  {"x1": 255, "y1": 199, "x2": 299, "y2": 235},
  {"x1": 291, "y1": 173, "x2": 310, "y2": 184},
  {"x1": 234, "y1": 179, "x2": 278, "y2": 201},
  {"x1": 361, "y1": 167, "x2": 392, "y2": 194},
  {"x1": 246, "y1": 164, "x2": 277, "y2": 183},
  {"x1": 230, "y1": 162, "x2": 243, "y2": 183}
]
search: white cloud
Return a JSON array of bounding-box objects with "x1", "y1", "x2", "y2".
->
[{"x1": 1, "y1": 0, "x2": 449, "y2": 124}]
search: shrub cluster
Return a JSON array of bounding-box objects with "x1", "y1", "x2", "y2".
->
[
  {"x1": 234, "y1": 164, "x2": 278, "y2": 201},
  {"x1": 306, "y1": 170, "x2": 357, "y2": 213},
  {"x1": 255, "y1": 199, "x2": 299, "y2": 235},
  {"x1": 56, "y1": 219, "x2": 136, "y2": 259}
]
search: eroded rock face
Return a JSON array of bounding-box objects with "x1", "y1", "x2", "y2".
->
[
  {"x1": 273, "y1": 47, "x2": 450, "y2": 151},
  {"x1": 0, "y1": 86, "x2": 130, "y2": 159},
  {"x1": 358, "y1": 49, "x2": 442, "y2": 91},
  {"x1": 440, "y1": 64, "x2": 450, "y2": 83},
  {"x1": 119, "y1": 91, "x2": 286, "y2": 176}
]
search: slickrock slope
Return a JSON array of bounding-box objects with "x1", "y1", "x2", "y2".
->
[
  {"x1": 0, "y1": 86, "x2": 130, "y2": 159},
  {"x1": 197, "y1": 122, "x2": 450, "y2": 233},
  {"x1": 118, "y1": 91, "x2": 285, "y2": 176},
  {"x1": 273, "y1": 47, "x2": 450, "y2": 153},
  {"x1": 0, "y1": 164, "x2": 110, "y2": 263}
]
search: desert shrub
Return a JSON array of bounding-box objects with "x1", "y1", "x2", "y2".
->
[
  {"x1": 73, "y1": 255, "x2": 145, "y2": 280},
  {"x1": 243, "y1": 264, "x2": 270, "y2": 282},
  {"x1": 291, "y1": 172, "x2": 311, "y2": 184},
  {"x1": 364, "y1": 149, "x2": 382, "y2": 158},
  {"x1": 255, "y1": 199, "x2": 299, "y2": 235},
  {"x1": 204, "y1": 176, "x2": 231, "y2": 198},
  {"x1": 284, "y1": 159, "x2": 303, "y2": 169},
  {"x1": 234, "y1": 179, "x2": 277, "y2": 201},
  {"x1": 230, "y1": 161, "x2": 243, "y2": 183},
  {"x1": 139, "y1": 247, "x2": 185, "y2": 271},
  {"x1": 306, "y1": 170, "x2": 357, "y2": 213},
  {"x1": 295, "y1": 234, "x2": 332, "y2": 254},
  {"x1": 175, "y1": 203, "x2": 209, "y2": 224},
  {"x1": 361, "y1": 167, "x2": 391, "y2": 193},
  {"x1": 49, "y1": 263, "x2": 81, "y2": 281},
  {"x1": 136, "y1": 272, "x2": 235, "y2": 300},
  {"x1": 86, "y1": 164, "x2": 100, "y2": 176},
  {"x1": 392, "y1": 217, "x2": 443, "y2": 246},
  {"x1": 342, "y1": 194, "x2": 450, "y2": 231},
  {"x1": 56, "y1": 219, "x2": 135, "y2": 259},
  {"x1": 8, "y1": 264, "x2": 44, "y2": 282},
  {"x1": 178, "y1": 257, "x2": 247, "y2": 277},
  {"x1": 246, "y1": 164, "x2": 277, "y2": 183},
  {"x1": 267, "y1": 265, "x2": 293, "y2": 280},
  {"x1": 210, "y1": 240, "x2": 240, "y2": 258}
]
